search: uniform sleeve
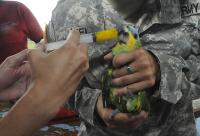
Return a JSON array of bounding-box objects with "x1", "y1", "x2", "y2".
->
[
  {"x1": 75, "y1": 87, "x2": 102, "y2": 125},
  {"x1": 148, "y1": 50, "x2": 186, "y2": 104},
  {"x1": 17, "y1": 2, "x2": 43, "y2": 43},
  {"x1": 148, "y1": 50, "x2": 200, "y2": 104},
  {"x1": 63, "y1": 77, "x2": 102, "y2": 126},
  {"x1": 143, "y1": 24, "x2": 200, "y2": 104},
  {"x1": 185, "y1": 56, "x2": 200, "y2": 100}
]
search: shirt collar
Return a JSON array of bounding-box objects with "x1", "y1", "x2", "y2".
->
[{"x1": 125, "y1": 0, "x2": 182, "y2": 33}]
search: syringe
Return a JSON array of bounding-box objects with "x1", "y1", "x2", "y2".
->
[{"x1": 46, "y1": 28, "x2": 119, "y2": 51}]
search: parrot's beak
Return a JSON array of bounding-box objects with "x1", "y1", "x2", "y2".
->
[{"x1": 118, "y1": 31, "x2": 129, "y2": 44}]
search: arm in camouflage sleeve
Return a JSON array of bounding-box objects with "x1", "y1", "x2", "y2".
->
[
  {"x1": 148, "y1": 50, "x2": 186, "y2": 104},
  {"x1": 185, "y1": 57, "x2": 200, "y2": 100},
  {"x1": 65, "y1": 76, "x2": 104, "y2": 126},
  {"x1": 147, "y1": 50, "x2": 200, "y2": 104},
  {"x1": 75, "y1": 87, "x2": 102, "y2": 125},
  {"x1": 144, "y1": 24, "x2": 200, "y2": 104}
]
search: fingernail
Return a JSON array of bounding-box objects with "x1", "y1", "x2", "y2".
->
[{"x1": 112, "y1": 79, "x2": 120, "y2": 86}]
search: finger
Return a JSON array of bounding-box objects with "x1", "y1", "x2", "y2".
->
[
  {"x1": 112, "y1": 72, "x2": 145, "y2": 87},
  {"x1": 43, "y1": 24, "x2": 48, "y2": 44},
  {"x1": 127, "y1": 80, "x2": 155, "y2": 92},
  {"x1": 114, "y1": 111, "x2": 148, "y2": 128},
  {"x1": 65, "y1": 31, "x2": 80, "y2": 47},
  {"x1": 112, "y1": 66, "x2": 130, "y2": 78},
  {"x1": 101, "y1": 108, "x2": 115, "y2": 122},
  {"x1": 17, "y1": 62, "x2": 31, "y2": 77},
  {"x1": 79, "y1": 43, "x2": 88, "y2": 55},
  {"x1": 112, "y1": 63, "x2": 137, "y2": 78},
  {"x1": 0, "y1": 77, "x2": 27, "y2": 101},
  {"x1": 104, "y1": 53, "x2": 113, "y2": 61},
  {"x1": 112, "y1": 48, "x2": 142, "y2": 68},
  {"x1": 78, "y1": 43, "x2": 89, "y2": 73},
  {"x1": 129, "y1": 111, "x2": 148, "y2": 128},
  {"x1": 116, "y1": 81, "x2": 153, "y2": 96},
  {"x1": 8, "y1": 49, "x2": 29, "y2": 67},
  {"x1": 107, "y1": 111, "x2": 147, "y2": 128},
  {"x1": 103, "y1": 109, "x2": 132, "y2": 124},
  {"x1": 28, "y1": 49, "x2": 44, "y2": 66},
  {"x1": 36, "y1": 42, "x2": 47, "y2": 53},
  {"x1": 79, "y1": 43, "x2": 88, "y2": 59},
  {"x1": 110, "y1": 112, "x2": 133, "y2": 124}
]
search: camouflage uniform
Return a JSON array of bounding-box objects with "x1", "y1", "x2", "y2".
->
[{"x1": 47, "y1": 0, "x2": 200, "y2": 135}]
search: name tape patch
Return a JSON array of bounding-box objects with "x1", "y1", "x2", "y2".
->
[
  {"x1": 181, "y1": 2, "x2": 200, "y2": 17},
  {"x1": 67, "y1": 26, "x2": 88, "y2": 34}
]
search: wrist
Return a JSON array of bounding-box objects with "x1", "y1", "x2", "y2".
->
[
  {"x1": 94, "y1": 95, "x2": 106, "y2": 126},
  {"x1": 147, "y1": 51, "x2": 161, "y2": 95},
  {"x1": 26, "y1": 80, "x2": 62, "y2": 118},
  {"x1": 0, "y1": 82, "x2": 59, "y2": 136},
  {"x1": 96, "y1": 95, "x2": 103, "y2": 117}
]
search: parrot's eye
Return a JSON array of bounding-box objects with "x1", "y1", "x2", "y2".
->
[
  {"x1": 133, "y1": 33, "x2": 138, "y2": 39},
  {"x1": 118, "y1": 31, "x2": 129, "y2": 44}
]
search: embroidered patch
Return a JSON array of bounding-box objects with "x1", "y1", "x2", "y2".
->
[
  {"x1": 181, "y1": 3, "x2": 200, "y2": 17},
  {"x1": 67, "y1": 26, "x2": 88, "y2": 34}
]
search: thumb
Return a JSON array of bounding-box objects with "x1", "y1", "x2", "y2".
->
[
  {"x1": 28, "y1": 49, "x2": 44, "y2": 67},
  {"x1": 64, "y1": 31, "x2": 80, "y2": 47},
  {"x1": 36, "y1": 42, "x2": 47, "y2": 53},
  {"x1": 17, "y1": 62, "x2": 31, "y2": 77}
]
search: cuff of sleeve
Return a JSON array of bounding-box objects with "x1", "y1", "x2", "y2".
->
[
  {"x1": 149, "y1": 50, "x2": 184, "y2": 104},
  {"x1": 76, "y1": 87, "x2": 101, "y2": 126}
]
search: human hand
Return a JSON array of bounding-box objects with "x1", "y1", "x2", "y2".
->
[
  {"x1": 0, "y1": 31, "x2": 89, "y2": 136},
  {"x1": 104, "y1": 48, "x2": 159, "y2": 96},
  {"x1": 28, "y1": 31, "x2": 89, "y2": 113},
  {"x1": 96, "y1": 95, "x2": 148, "y2": 128},
  {"x1": 0, "y1": 49, "x2": 31, "y2": 101}
]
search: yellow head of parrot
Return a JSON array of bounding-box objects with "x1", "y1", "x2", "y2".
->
[{"x1": 112, "y1": 30, "x2": 137, "y2": 56}]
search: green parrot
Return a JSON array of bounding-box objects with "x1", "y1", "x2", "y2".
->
[{"x1": 102, "y1": 25, "x2": 150, "y2": 113}]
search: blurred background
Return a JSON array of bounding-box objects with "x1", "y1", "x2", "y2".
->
[{"x1": 13, "y1": 0, "x2": 58, "y2": 49}]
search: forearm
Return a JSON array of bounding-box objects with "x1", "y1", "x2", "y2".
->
[{"x1": 0, "y1": 82, "x2": 61, "y2": 136}]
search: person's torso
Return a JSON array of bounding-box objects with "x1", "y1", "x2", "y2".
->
[
  {"x1": 47, "y1": 0, "x2": 198, "y2": 136},
  {"x1": 0, "y1": 1, "x2": 28, "y2": 63}
]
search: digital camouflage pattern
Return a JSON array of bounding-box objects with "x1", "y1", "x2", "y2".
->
[
  {"x1": 47, "y1": 0, "x2": 200, "y2": 135},
  {"x1": 180, "y1": 0, "x2": 200, "y2": 27}
]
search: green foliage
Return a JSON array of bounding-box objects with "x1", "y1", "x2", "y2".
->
[{"x1": 28, "y1": 39, "x2": 36, "y2": 49}]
